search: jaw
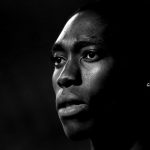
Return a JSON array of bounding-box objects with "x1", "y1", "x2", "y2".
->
[{"x1": 60, "y1": 115, "x2": 94, "y2": 140}]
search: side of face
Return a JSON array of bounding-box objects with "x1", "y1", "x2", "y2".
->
[{"x1": 52, "y1": 11, "x2": 117, "y2": 140}]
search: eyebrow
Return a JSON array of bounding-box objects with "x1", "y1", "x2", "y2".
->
[
  {"x1": 51, "y1": 40, "x2": 103, "y2": 55},
  {"x1": 51, "y1": 43, "x2": 65, "y2": 54},
  {"x1": 74, "y1": 41, "x2": 101, "y2": 51}
]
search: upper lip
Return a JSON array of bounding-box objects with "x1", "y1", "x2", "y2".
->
[{"x1": 56, "y1": 93, "x2": 85, "y2": 110}]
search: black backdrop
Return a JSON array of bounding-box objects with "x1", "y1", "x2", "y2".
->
[
  {"x1": 0, "y1": 0, "x2": 150, "y2": 150},
  {"x1": 0, "y1": 0, "x2": 92, "y2": 149}
]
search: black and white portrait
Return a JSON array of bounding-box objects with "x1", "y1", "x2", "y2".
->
[{"x1": 1, "y1": 0, "x2": 149, "y2": 150}]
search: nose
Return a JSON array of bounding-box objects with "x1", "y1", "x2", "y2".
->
[{"x1": 57, "y1": 60, "x2": 82, "y2": 88}]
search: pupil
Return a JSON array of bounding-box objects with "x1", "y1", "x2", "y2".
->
[
  {"x1": 57, "y1": 57, "x2": 61, "y2": 63},
  {"x1": 89, "y1": 52, "x2": 95, "y2": 58}
]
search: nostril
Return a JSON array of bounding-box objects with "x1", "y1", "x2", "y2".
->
[
  {"x1": 57, "y1": 61, "x2": 82, "y2": 88},
  {"x1": 57, "y1": 76, "x2": 75, "y2": 88}
]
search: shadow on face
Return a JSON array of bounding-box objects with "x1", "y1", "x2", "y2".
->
[{"x1": 51, "y1": 5, "x2": 149, "y2": 140}]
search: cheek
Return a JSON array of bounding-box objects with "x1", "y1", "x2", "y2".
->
[
  {"x1": 82, "y1": 58, "x2": 115, "y2": 97},
  {"x1": 53, "y1": 69, "x2": 65, "y2": 101},
  {"x1": 52, "y1": 69, "x2": 59, "y2": 95},
  {"x1": 81, "y1": 58, "x2": 115, "y2": 114}
]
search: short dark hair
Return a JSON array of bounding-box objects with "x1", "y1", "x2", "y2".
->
[
  {"x1": 70, "y1": 1, "x2": 150, "y2": 136},
  {"x1": 71, "y1": 0, "x2": 150, "y2": 86},
  {"x1": 70, "y1": 1, "x2": 131, "y2": 58}
]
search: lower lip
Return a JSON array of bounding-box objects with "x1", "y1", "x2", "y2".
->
[{"x1": 58, "y1": 104, "x2": 88, "y2": 117}]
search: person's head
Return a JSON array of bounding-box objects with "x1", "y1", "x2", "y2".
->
[{"x1": 51, "y1": 1, "x2": 149, "y2": 141}]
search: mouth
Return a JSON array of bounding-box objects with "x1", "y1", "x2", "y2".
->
[{"x1": 57, "y1": 99, "x2": 88, "y2": 117}]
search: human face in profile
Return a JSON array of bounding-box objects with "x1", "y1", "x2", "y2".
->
[{"x1": 52, "y1": 11, "x2": 116, "y2": 140}]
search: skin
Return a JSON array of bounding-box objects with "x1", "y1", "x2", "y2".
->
[
  {"x1": 52, "y1": 11, "x2": 117, "y2": 138},
  {"x1": 51, "y1": 11, "x2": 144, "y2": 150}
]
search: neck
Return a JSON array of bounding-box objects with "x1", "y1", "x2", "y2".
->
[
  {"x1": 88, "y1": 107, "x2": 148, "y2": 150},
  {"x1": 90, "y1": 135, "x2": 145, "y2": 150},
  {"x1": 89, "y1": 120, "x2": 145, "y2": 150}
]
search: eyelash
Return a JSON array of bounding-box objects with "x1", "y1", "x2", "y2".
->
[
  {"x1": 52, "y1": 56, "x2": 66, "y2": 68},
  {"x1": 82, "y1": 50, "x2": 100, "y2": 62},
  {"x1": 52, "y1": 50, "x2": 102, "y2": 68}
]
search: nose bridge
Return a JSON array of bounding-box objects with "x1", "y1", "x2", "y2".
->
[
  {"x1": 65, "y1": 59, "x2": 74, "y2": 74},
  {"x1": 57, "y1": 57, "x2": 81, "y2": 87}
]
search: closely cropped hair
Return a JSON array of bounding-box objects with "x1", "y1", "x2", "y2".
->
[
  {"x1": 69, "y1": 0, "x2": 150, "y2": 88},
  {"x1": 66, "y1": 1, "x2": 150, "y2": 126}
]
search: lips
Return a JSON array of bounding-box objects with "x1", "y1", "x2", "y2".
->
[
  {"x1": 57, "y1": 95, "x2": 88, "y2": 117},
  {"x1": 58, "y1": 104, "x2": 88, "y2": 117}
]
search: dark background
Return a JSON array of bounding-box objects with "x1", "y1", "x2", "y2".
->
[
  {"x1": 0, "y1": 0, "x2": 150, "y2": 150},
  {"x1": 0, "y1": 0, "x2": 92, "y2": 149}
]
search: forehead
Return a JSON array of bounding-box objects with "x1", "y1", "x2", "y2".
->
[{"x1": 55, "y1": 11, "x2": 105, "y2": 45}]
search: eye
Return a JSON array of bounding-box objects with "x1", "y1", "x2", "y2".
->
[
  {"x1": 53, "y1": 56, "x2": 66, "y2": 68},
  {"x1": 82, "y1": 50, "x2": 99, "y2": 62}
]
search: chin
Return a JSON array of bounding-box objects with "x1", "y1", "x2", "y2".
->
[{"x1": 61, "y1": 118, "x2": 94, "y2": 141}]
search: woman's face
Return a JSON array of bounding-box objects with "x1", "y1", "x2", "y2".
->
[{"x1": 52, "y1": 11, "x2": 117, "y2": 140}]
